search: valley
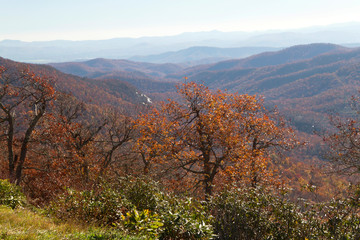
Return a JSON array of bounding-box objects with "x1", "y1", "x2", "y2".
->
[
  {"x1": 1, "y1": 40, "x2": 360, "y2": 238},
  {"x1": 2, "y1": 1, "x2": 360, "y2": 237},
  {"x1": 48, "y1": 43, "x2": 360, "y2": 134}
]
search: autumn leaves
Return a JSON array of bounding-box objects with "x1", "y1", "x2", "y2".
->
[
  {"x1": 0, "y1": 67, "x2": 297, "y2": 200},
  {"x1": 0, "y1": 68, "x2": 56, "y2": 185},
  {"x1": 135, "y1": 82, "x2": 297, "y2": 198}
]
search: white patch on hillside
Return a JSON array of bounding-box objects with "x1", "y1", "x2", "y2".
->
[{"x1": 136, "y1": 92, "x2": 152, "y2": 104}]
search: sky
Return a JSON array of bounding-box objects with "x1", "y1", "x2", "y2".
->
[{"x1": 1, "y1": 0, "x2": 360, "y2": 41}]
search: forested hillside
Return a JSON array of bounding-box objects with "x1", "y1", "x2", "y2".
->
[
  {"x1": 1, "y1": 43, "x2": 360, "y2": 239},
  {"x1": 177, "y1": 45, "x2": 360, "y2": 133},
  {"x1": 0, "y1": 57, "x2": 150, "y2": 107},
  {"x1": 50, "y1": 44, "x2": 360, "y2": 133}
]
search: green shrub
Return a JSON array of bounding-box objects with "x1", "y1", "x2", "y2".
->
[
  {"x1": 49, "y1": 178, "x2": 214, "y2": 239},
  {"x1": 210, "y1": 187, "x2": 308, "y2": 240},
  {"x1": 116, "y1": 177, "x2": 214, "y2": 239},
  {"x1": 117, "y1": 177, "x2": 161, "y2": 212},
  {"x1": 157, "y1": 196, "x2": 214, "y2": 240},
  {"x1": 316, "y1": 190, "x2": 360, "y2": 240},
  {"x1": 122, "y1": 209, "x2": 163, "y2": 239},
  {"x1": 210, "y1": 185, "x2": 360, "y2": 240},
  {"x1": 0, "y1": 179, "x2": 26, "y2": 209},
  {"x1": 49, "y1": 185, "x2": 130, "y2": 226}
]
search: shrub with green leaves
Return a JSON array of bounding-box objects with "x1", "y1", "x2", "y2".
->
[
  {"x1": 116, "y1": 176, "x2": 161, "y2": 212},
  {"x1": 49, "y1": 178, "x2": 214, "y2": 239},
  {"x1": 0, "y1": 179, "x2": 26, "y2": 209},
  {"x1": 210, "y1": 187, "x2": 309, "y2": 240},
  {"x1": 210, "y1": 185, "x2": 360, "y2": 240},
  {"x1": 122, "y1": 209, "x2": 163, "y2": 239},
  {"x1": 49, "y1": 185, "x2": 130, "y2": 226},
  {"x1": 316, "y1": 188, "x2": 360, "y2": 240},
  {"x1": 157, "y1": 196, "x2": 214, "y2": 240},
  {"x1": 116, "y1": 177, "x2": 214, "y2": 239}
]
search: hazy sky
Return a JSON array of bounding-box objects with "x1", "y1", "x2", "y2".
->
[{"x1": 2, "y1": 0, "x2": 360, "y2": 41}]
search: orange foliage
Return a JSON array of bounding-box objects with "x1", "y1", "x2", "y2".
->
[
  {"x1": 135, "y1": 82, "x2": 298, "y2": 199},
  {"x1": 0, "y1": 67, "x2": 56, "y2": 185}
]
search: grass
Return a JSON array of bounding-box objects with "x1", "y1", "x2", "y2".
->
[{"x1": 0, "y1": 205, "x2": 144, "y2": 240}]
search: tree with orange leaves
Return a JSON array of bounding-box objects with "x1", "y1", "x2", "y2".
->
[
  {"x1": 136, "y1": 82, "x2": 297, "y2": 200},
  {"x1": 0, "y1": 67, "x2": 55, "y2": 185}
]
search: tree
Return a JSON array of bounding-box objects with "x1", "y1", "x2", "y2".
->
[
  {"x1": 324, "y1": 94, "x2": 360, "y2": 176},
  {"x1": 136, "y1": 82, "x2": 297, "y2": 199},
  {"x1": 134, "y1": 107, "x2": 176, "y2": 175},
  {"x1": 21, "y1": 93, "x2": 135, "y2": 202},
  {"x1": 0, "y1": 67, "x2": 55, "y2": 185},
  {"x1": 46, "y1": 93, "x2": 108, "y2": 185},
  {"x1": 98, "y1": 108, "x2": 134, "y2": 177}
]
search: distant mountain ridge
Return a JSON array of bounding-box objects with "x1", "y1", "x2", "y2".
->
[
  {"x1": 50, "y1": 58, "x2": 184, "y2": 78},
  {"x1": 3, "y1": 42, "x2": 360, "y2": 133},
  {"x1": 2, "y1": 22, "x2": 360, "y2": 63},
  {"x1": 182, "y1": 43, "x2": 348, "y2": 73},
  {"x1": 49, "y1": 58, "x2": 179, "y2": 95},
  {"x1": 49, "y1": 43, "x2": 360, "y2": 133},
  {"x1": 186, "y1": 48, "x2": 360, "y2": 97},
  {"x1": 176, "y1": 45, "x2": 360, "y2": 132},
  {"x1": 129, "y1": 46, "x2": 279, "y2": 65},
  {"x1": 0, "y1": 57, "x2": 150, "y2": 107}
]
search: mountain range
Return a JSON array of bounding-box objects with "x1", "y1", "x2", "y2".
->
[
  {"x1": 129, "y1": 46, "x2": 279, "y2": 65},
  {"x1": 2, "y1": 22, "x2": 360, "y2": 63},
  {"x1": 1, "y1": 41, "x2": 360, "y2": 135},
  {"x1": 1, "y1": 32, "x2": 359, "y2": 202},
  {"x1": 48, "y1": 43, "x2": 360, "y2": 133},
  {"x1": 0, "y1": 57, "x2": 150, "y2": 108}
]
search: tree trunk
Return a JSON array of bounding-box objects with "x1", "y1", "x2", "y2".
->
[
  {"x1": 82, "y1": 161, "x2": 89, "y2": 184},
  {"x1": 15, "y1": 108, "x2": 45, "y2": 185},
  {"x1": 251, "y1": 137, "x2": 259, "y2": 188},
  {"x1": 141, "y1": 153, "x2": 151, "y2": 175},
  {"x1": 9, "y1": 155, "x2": 17, "y2": 183},
  {"x1": 204, "y1": 157, "x2": 213, "y2": 201},
  {"x1": 204, "y1": 180, "x2": 212, "y2": 202},
  {"x1": 7, "y1": 114, "x2": 15, "y2": 183}
]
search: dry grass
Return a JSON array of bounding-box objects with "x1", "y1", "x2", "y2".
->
[{"x1": 0, "y1": 205, "x2": 141, "y2": 240}]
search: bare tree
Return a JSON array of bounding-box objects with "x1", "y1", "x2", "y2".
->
[
  {"x1": 325, "y1": 95, "x2": 360, "y2": 176},
  {"x1": 0, "y1": 67, "x2": 55, "y2": 184},
  {"x1": 98, "y1": 109, "x2": 134, "y2": 176}
]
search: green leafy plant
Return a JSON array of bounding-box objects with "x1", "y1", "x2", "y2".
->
[
  {"x1": 210, "y1": 184, "x2": 360, "y2": 240},
  {"x1": 117, "y1": 177, "x2": 161, "y2": 212},
  {"x1": 122, "y1": 209, "x2": 163, "y2": 239},
  {"x1": 210, "y1": 186, "x2": 308, "y2": 240},
  {"x1": 116, "y1": 177, "x2": 214, "y2": 239},
  {"x1": 157, "y1": 196, "x2": 214, "y2": 240},
  {"x1": 316, "y1": 187, "x2": 360, "y2": 240},
  {"x1": 49, "y1": 184, "x2": 129, "y2": 226},
  {"x1": 0, "y1": 179, "x2": 26, "y2": 209}
]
